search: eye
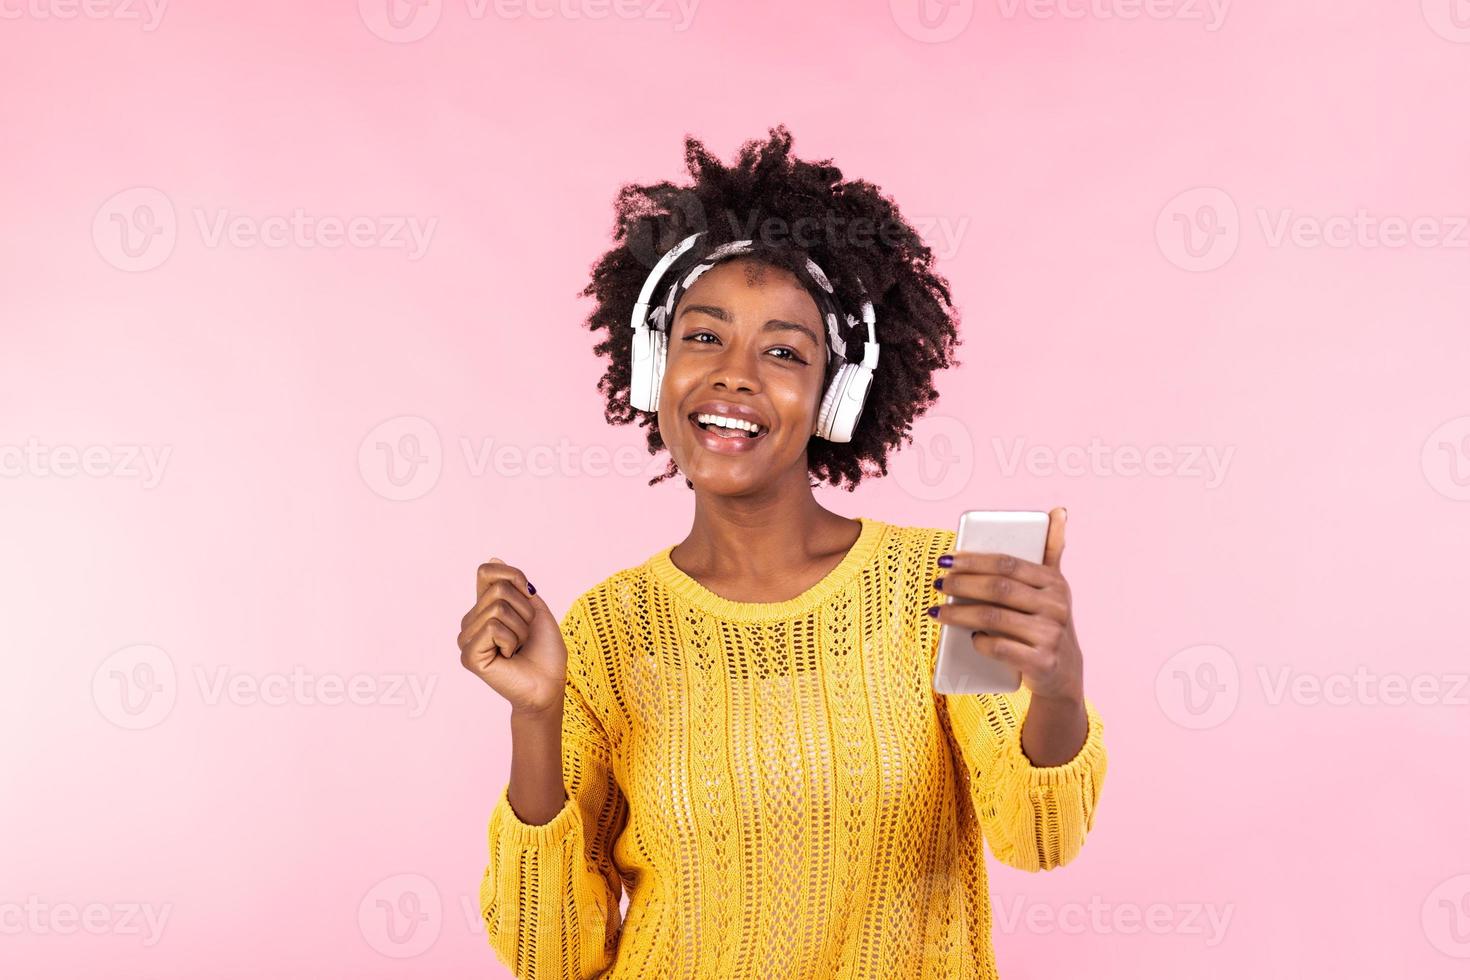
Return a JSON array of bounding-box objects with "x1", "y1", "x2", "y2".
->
[{"x1": 681, "y1": 332, "x2": 807, "y2": 364}]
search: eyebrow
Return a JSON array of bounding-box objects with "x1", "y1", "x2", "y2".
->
[{"x1": 677, "y1": 304, "x2": 821, "y2": 348}]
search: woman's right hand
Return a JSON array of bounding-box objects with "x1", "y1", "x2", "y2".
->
[{"x1": 458, "y1": 558, "x2": 568, "y2": 716}]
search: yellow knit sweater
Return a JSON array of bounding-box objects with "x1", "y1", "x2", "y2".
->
[{"x1": 479, "y1": 516, "x2": 1107, "y2": 979}]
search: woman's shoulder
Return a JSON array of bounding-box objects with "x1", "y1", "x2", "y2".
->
[
  {"x1": 870, "y1": 515, "x2": 957, "y2": 559},
  {"x1": 556, "y1": 556, "x2": 657, "y2": 634}
]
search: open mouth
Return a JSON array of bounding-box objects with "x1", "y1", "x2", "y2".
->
[{"x1": 688, "y1": 412, "x2": 766, "y2": 441}]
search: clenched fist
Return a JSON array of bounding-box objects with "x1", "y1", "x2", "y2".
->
[{"x1": 458, "y1": 558, "x2": 568, "y2": 716}]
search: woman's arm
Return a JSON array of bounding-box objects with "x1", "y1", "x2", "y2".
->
[
  {"x1": 928, "y1": 507, "x2": 1108, "y2": 870},
  {"x1": 939, "y1": 687, "x2": 1107, "y2": 871},
  {"x1": 479, "y1": 599, "x2": 629, "y2": 979},
  {"x1": 505, "y1": 704, "x2": 571, "y2": 824}
]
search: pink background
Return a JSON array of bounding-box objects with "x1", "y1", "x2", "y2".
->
[{"x1": 3, "y1": 1, "x2": 1469, "y2": 977}]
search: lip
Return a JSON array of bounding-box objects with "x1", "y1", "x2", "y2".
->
[
  {"x1": 687, "y1": 400, "x2": 769, "y2": 429},
  {"x1": 686, "y1": 400, "x2": 769, "y2": 455}
]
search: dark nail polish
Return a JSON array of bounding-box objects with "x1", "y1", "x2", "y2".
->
[
  {"x1": 937, "y1": 555, "x2": 953, "y2": 568},
  {"x1": 927, "y1": 605, "x2": 939, "y2": 617},
  {"x1": 527, "y1": 581, "x2": 536, "y2": 595},
  {"x1": 934, "y1": 577, "x2": 944, "y2": 590}
]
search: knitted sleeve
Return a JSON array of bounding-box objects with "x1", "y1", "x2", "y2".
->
[
  {"x1": 479, "y1": 597, "x2": 628, "y2": 979},
  {"x1": 939, "y1": 686, "x2": 1108, "y2": 872}
]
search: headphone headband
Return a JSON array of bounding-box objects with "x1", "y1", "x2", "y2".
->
[{"x1": 633, "y1": 232, "x2": 877, "y2": 369}]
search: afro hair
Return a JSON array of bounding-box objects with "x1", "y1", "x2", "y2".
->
[{"x1": 579, "y1": 124, "x2": 963, "y2": 491}]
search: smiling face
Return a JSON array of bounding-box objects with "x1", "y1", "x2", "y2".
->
[{"x1": 658, "y1": 258, "x2": 830, "y2": 496}]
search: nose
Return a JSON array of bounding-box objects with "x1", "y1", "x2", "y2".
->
[{"x1": 708, "y1": 339, "x2": 760, "y2": 395}]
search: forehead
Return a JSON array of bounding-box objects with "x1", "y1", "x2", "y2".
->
[{"x1": 676, "y1": 258, "x2": 822, "y2": 319}]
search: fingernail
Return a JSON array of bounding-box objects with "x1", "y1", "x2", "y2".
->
[
  {"x1": 526, "y1": 581, "x2": 536, "y2": 595},
  {"x1": 927, "y1": 605, "x2": 939, "y2": 617},
  {"x1": 937, "y1": 554, "x2": 953, "y2": 568},
  {"x1": 1061, "y1": 508, "x2": 1068, "y2": 520},
  {"x1": 934, "y1": 577, "x2": 944, "y2": 590}
]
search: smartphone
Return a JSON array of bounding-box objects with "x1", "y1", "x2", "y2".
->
[{"x1": 932, "y1": 510, "x2": 1052, "y2": 695}]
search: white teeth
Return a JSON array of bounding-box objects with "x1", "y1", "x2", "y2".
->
[{"x1": 694, "y1": 413, "x2": 762, "y2": 435}]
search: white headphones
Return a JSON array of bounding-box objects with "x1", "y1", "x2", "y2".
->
[{"x1": 628, "y1": 231, "x2": 880, "y2": 443}]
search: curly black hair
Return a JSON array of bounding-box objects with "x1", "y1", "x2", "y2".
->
[{"x1": 578, "y1": 124, "x2": 963, "y2": 491}]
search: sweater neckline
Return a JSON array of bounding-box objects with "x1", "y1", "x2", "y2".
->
[{"x1": 647, "y1": 516, "x2": 884, "y2": 623}]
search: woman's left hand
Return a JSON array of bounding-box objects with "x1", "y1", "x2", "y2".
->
[{"x1": 929, "y1": 506, "x2": 1084, "y2": 706}]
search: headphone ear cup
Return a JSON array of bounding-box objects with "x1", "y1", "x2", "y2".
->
[
  {"x1": 815, "y1": 365, "x2": 845, "y2": 440},
  {"x1": 816, "y1": 363, "x2": 874, "y2": 443},
  {"x1": 630, "y1": 327, "x2": 668, "y2": 413}
]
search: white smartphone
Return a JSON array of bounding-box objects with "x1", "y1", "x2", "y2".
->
[{"x1": 932, "y1": 510, "x2": 1052, "y2": 695}]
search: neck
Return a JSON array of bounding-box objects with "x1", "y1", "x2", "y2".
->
[{"x1": 674, "y1": 469, "x2": 858, "y2": 584}]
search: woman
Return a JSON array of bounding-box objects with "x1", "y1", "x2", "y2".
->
[{"x1": 460, "y1": 126, "x2": 1107, "y2": 979}]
